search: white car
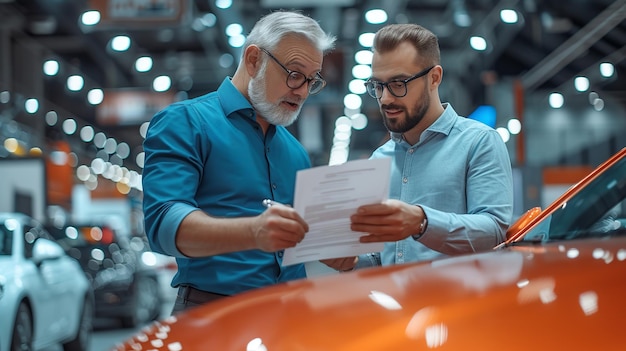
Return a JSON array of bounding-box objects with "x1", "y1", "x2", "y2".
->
[{"x1": 0, "y1": 212, "x2": 94, "y2": 351}]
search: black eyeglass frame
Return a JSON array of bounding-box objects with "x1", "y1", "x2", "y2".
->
[
  {"x1": 259, "y1": 47, "x2": 327, "y2": 95},
  {"x1": 364, "y1": 65, "x2": 436, "y2": 99}
]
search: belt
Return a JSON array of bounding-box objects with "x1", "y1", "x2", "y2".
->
[{"x1": 177, "y1": 285, "x2": 229, "y2": 305}]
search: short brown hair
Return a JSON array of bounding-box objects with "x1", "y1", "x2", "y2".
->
[{"x1": 373, "y1": 24, "x2": 440, "y2": 66}]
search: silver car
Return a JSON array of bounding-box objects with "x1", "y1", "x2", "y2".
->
[{"x1": 0, "y1": 212, "x2": 94, "y2": 351}]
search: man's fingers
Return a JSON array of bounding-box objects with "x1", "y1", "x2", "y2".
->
[{"x1": 266, "y1": 206, "x2": 309, "y2": 232}]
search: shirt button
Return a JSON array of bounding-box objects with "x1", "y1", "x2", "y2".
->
[
  {"x1": 402, "y1": 177, "x2": 408, "y2": 183},
  {"x1": 278, "y1": 251, "x2": 283, "y2": 257},
  {"x1": 272, "y1": 184, "x2": 277, "y2": 189},
  {"x1": 397, "y1": 252, "x2": 403, "y2": 257},
  {"x1": 409, "y1": 148, "x2": 415, "y2": 154}
]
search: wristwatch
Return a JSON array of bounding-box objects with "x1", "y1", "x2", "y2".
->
[{"x1": 412, "y1": 213, "x2": 428, "y2": 241}]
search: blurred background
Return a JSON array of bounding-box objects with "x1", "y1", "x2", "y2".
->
[
  {"x1": 0, "y1": 0, "x2": 625, "y2": 349},
  {"x1": 1, "y1": 0, "x2": 626, "y2": 221}
]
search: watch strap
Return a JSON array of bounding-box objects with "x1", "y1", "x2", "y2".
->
[{"x1": 412, "y1": 212, "x2": 428, "y2": 240}]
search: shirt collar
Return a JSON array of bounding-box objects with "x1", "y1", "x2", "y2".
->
[{"x1": 216, "y1": 77, "x2": 255, "y2": 119}]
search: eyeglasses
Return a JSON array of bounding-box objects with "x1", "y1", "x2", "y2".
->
[
  {"x1": 259, "y1": 47, "x2": 327, "y2": 95},
  {"x1": 364, "y1": 66, "x2": 435, "y2": 99}
]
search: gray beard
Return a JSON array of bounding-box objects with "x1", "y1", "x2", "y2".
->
[{"x1": 248, "y1": 63, "x2": 301, "y2": 127}]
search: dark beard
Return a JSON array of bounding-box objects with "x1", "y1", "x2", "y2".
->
[{"x1": 381, "y1": 90, "x2": 430, "y2": 133}]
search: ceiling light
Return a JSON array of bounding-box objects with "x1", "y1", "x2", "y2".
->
[
  {"x1": 219, "y1": 53, "x2": 234, "y2": 68},
  {"x1": 599, "y1": 62, "x2": 614, "y2": 77},
  {"x1": 0, "y1": 91, "x2": 9, "y2": 103},
  {"x1": 215, "y1": 0, "x2": 232, "y2": 9},
  {"x1": 80, "y1": 126, "x2": 95, "y2": 142},
  {"x1": 116, "y1": 142, "x2": 131, "y2": 159},
  {"x1": 228, "y1": 34, "x2": 245, "y2": 48},
  {"x1": 140, "y1": 122, "x2": 150, "y2": 139},
  {"x1": 453, "y1": 10, "x2": 471, "y2": 27},
  {"x1": 593, "y1": 98, "x2": 604, "y2": 111},
  {"x1": 358, "y1": 33, "x2": 375, "y2": 47},
  {"x1": 77, "y1": 165, "x2": 91, "y2": 181},
  {"x1": 469, "y1": 36, "x2": 487, "y2": 51},
  {"x1": 104, "y1": 138, "x2": 117, "y2": 154},
  {"x1": 354, "y1": 50, "x2": 373, "y2": 65},
  {"x1": 135, "y1": 56, "x2": 153, "y2": 72},
  {"x1": 191, "y1": 18, "x2": 206, "y2": 32},
  {"x1": 93, "y1": 132, "x2": 107, "y2": 148},
  {"x1": 328, "y1": 147, "x2": 349, "y2": 166},
  {"x1": 45, "y1": 111, "x2": 58, "y2": 126},
  {"x1": 24, "y1": 98, "x2": 39, "y2": 114},
  {"x1": 500, "y1": 9, "x2": 518, "y2": 24},
  {"x1": 507, "y1": 118, "x2": 521, "y2": 134},
  {"x1": 88, "y1": 88, "x2": 104, "y2": 105},
  {"x1": 351, "y1": 64, "x2": 371, "y2": 79},
  {"x1": 496, "y1": 127, "x2": 510, "y2": 143},
  {"x1": 91, "y1": 158, "x2": 106, "y2": 174},
  {"x1": 81, "y1": 11, "x2": 101, "y2": 26},
  {"x1": 549, "y1": 92, "x2": 564, "y2": 108},
  {"x1": 135, "y1": 152, "x2": 145, "y2": 168},
  {"x1": 225, "y1": 23, "x2": 243, "y2": 37},
  {"x1": 350, "y1": 113, "x2": 368, "y2": 130},
  {"x1": 574, "y1": 76, "x2": 589, "y2": 92},
  {"x1": 4, "y1": 138, "x2": 19, "y2": 154},
  {"x1": 111, "y1": 36, "x2": 131, "y2": 51},
  {"x1": 365, "y1": 9, "x2": 387, "y2": 24},
  {"x1": 62, "y1": 118, "x2": 77, "y2": 135},
  {"x1": 43, "y1": 60, "x2": 60, "y2": 76},
  {"x1": 67, "y1": 75, "x2": 84, "y2": 91},
  {"x1": 348, "y1": 79, "x2": 366, "y2": 95},
  {"x1": 335, "y1": 116, "x2": 352, "y2": 132},
  {"x1": 334, "y1": 130, "x2": 351, "y2": 141},
  {"x1": 153, "y1": 76, "x2": 172, "y2": 92},
  {"x1": 343, "y1": 94, "x2": 362, "y2": 110},
  {"x1": 202, "y1": 13, "x2": 217, "y2": 27}
]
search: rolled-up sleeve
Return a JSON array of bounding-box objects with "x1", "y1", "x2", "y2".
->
[{"x1": 142, "y1": 103, "x2": 207, "y2": 257}]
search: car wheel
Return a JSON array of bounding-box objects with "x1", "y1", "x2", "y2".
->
[
  {"x1": 11, "y1": 302, "x2": 33, "y2": 351},
  {"x1": 120, "y1": 276, "x2": 161, "y2": 328},
  {"x1": 62, "y1": 295, "x2": 94, "y2": 351}
]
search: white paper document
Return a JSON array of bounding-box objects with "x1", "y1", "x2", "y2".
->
[{"x1": 282, "y1": 157, "x2": 391, "y2": 266}]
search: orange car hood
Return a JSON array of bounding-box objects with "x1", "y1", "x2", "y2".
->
[{"x1": 120, "y1": 237, "x2": 626, "y2": 351}]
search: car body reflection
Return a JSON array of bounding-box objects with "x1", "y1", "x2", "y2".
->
[{"x1": 113, "y1": 148, "x2": 626, "y2": 350}]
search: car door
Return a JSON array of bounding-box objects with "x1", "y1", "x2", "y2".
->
[
  {"x1": 30, "y1": 225, "x2": 82, "y2": 336},
  {"x1": 18, "y1": 221, "x2": 55, "y2": 343},
  {"x1": 22, "y1": 221, "x2": 76, "y2": 343}
]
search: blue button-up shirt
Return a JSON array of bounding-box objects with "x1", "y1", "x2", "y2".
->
[
  {"x1": 142, "y1": 77, "x2": 310, "y2": 295},
  {"x1": 357, "y1": 103, "x2": 513, "y2": 267}
]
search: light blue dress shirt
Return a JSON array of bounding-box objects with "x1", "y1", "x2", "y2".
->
[
  {"x1": 357, "y1": 103, "x2": 514, "y2": 267},
  {"x1": 142, "y1": 77, "x2": 310, "y2": 295}
]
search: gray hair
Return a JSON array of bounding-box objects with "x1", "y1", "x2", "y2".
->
[{"x1": 243, "y1": 10, "x2": 336, "y2": 55}]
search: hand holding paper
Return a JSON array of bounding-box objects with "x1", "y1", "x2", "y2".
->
[{"x1": 281, "y1": 157, "x2": 391, "y2": 266}]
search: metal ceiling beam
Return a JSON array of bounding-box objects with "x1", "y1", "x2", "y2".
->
[{"x1": 521, "y1": 0, "x2": 626, "y2": 91}]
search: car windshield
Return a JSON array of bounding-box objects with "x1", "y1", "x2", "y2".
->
[
  {"x1": 520, "y1": 156, "x2": 626, "y2": 243},
  {"x1": 0, "y1": 225, "x2": 12, "y2": 255}
]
